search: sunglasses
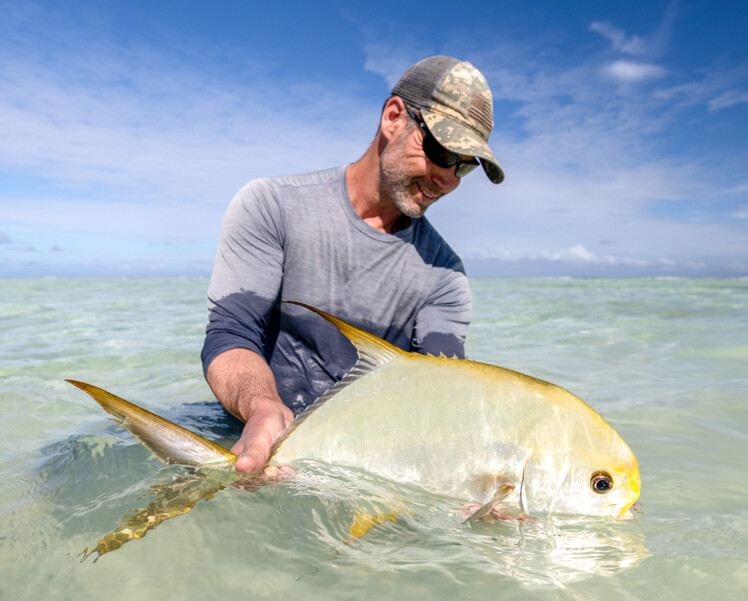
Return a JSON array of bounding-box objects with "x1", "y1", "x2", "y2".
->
[{"x1": 405, "y1": 106, "x2": 480, "y2": 178}]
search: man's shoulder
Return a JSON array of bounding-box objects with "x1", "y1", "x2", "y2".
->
[
  {"x1": 247, "y1": 166, "x2": 346, "y2": 191},
  {"x1": 412, "y1": 216, "x2": 465, "y2": 272},
  {"x1": 232, "y1": 166, "x2": 346, "y2": 212}
]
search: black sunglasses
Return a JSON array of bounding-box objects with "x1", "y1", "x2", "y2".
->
[{"x1": 405, "y1": 106, "x2": 480, "y2": 178}]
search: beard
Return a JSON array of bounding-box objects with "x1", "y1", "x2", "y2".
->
[{"x1": 379, "y1": 126, "x2": 438, "y2": 219}]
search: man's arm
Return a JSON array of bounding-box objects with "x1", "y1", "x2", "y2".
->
[
  {"x1": 203, "y1": 179, "x2": 291, "y2": 474},
  {"x1": 206, "y1": 348, "x2": 294, "y2": 474},
  {"x1": 411, "y1": 263, "x2": 472, "y2": 359}
]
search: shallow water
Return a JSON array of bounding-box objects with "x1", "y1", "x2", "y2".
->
[{"x1": 1, "y1": 277, "x2": 746, "y2": 600}]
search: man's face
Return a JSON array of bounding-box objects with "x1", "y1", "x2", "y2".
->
[{"x1": 380, "y1": 118, "x2": 462, "y2": 218}]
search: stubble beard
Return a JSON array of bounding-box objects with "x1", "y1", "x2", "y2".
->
[{"x1": 380, "y1": 126, "x2": 436, "y2": 219}]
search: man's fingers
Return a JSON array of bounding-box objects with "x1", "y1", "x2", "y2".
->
[
  {"x1": 231, "y1": 434, "x2": 272, "y2": 474},
  {"x1": 235, "y1": 451, "x2": 267, "y2": 475},
  {"x1": 231, "y1": 404, "x2": 294, "y2": 475}
]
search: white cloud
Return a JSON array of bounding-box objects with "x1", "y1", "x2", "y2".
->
[
  {"x1": 362, "y1": 42, "x2": 428, "y2": 89},
  {"x1": 708, "y1": 89, "x2": 748, "y2": 112},
  {"x1": 546, "y1": 245, "x2": 677, "y2": 267},
  {"x1": 590, "y1": 6, "x2": 679, "y2": 87},
  {"x1": 354, "y1": 11, "x2": 433, "y2": 89},
  {"x1": 590, "y1": 22, "x2": 648, "y2": 56},
  {"x1": 653, "y1": 75, "x2": 748, "y2": 120},
  {"x1": 549, "y1": 244, "x2": 601, "y2": 263},
  {"x1": 466, "y1": 244, "x2": 676, "y2": 268},
  {"x1": 590, "y1": 2, "x2": 678, "y2": 59},
  {"x1": 0, "y1": 28, "x2": 375, "y2": 209},
  {"x1": 605, "y1": 61, "x2": 666, "y2": 83},
  {"x1": 458, "y1": 244, "x2": 684, "y2": 278}
]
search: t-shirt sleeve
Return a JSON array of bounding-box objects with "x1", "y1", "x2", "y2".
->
[
  {"x1": 410, "y1": 264, "x2": 472, "y2": 359},
  {"x1": 201, "y1": 179, "x2": 285, "y2": 375}
]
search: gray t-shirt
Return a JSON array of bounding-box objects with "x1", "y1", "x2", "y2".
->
[{"x1": 202, "y1": 166, "x2": 471, "y2": 413}]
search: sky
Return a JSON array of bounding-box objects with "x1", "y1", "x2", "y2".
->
[{"x1": 1, "y1": 0, "x2": 746, "y2": 278}]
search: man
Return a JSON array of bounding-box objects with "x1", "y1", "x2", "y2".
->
[{"x1": 201, "y1": 55, "x2": 504, "y2": 475}]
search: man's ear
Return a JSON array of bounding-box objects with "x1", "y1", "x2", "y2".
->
[{"x1": 380, "y1": 96, "x2": 408, "y2": 142}]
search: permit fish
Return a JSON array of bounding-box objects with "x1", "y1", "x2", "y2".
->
[{"x1": 68, "y1": 302, "x2": 640, "y2": 558}]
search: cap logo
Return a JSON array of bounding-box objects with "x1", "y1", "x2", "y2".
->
[{"x1": 469, "y1": 93, "x2": 493, "y2": 134}]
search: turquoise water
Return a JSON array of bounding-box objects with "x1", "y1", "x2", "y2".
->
[{"x1": 1, "y1": 277, "x2": 747, "y2": 600}]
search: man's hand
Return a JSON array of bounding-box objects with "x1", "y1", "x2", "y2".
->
[
  {"x1": 205, "y1": 348, "x2": 294, "y2": 475},
  {"x1": 231, "y1": 401, "x2": 294, "y2": 474}
]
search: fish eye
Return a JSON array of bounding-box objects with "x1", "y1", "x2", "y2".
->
[{"x1": 590, "y1": 471, "x2": 614, "y2": 494}]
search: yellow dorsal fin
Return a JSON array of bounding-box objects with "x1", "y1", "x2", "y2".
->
[
  {"x1": 284, "y1": 302, "x2": 406, "y2": 367},
  {"x1": 270, "y1": 303, "x2": 407, "y2": 450}
]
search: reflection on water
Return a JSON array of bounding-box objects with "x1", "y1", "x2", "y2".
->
[
  {"x1": 283, "y1": 462, "x2": 650, "y2": 586},
  {"x1": 1, "y1": 438, "x2": 648, "y2": 589}
]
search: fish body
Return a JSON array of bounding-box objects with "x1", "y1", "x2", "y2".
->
[
  {"x1": 271, "y1": 304, "x2": 640, "y2": 519},
  {"x1": 68, "y1": 303, "x2": 640, "y2": 558}
]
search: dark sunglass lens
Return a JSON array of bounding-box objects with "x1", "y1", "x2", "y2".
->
[
  {"x1": 422, "y1": 133, "x2": 457, "y2": 168},
  {"x1": 419, "y1": 122, "x2": 480, "y2": 178}
]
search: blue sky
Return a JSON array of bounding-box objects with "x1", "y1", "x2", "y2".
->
[{"x1": 1, "y1": 0, "x2": 746, "y2": 277}]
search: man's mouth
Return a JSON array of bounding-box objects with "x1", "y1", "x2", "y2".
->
[{"x1": 415, "y1": 182, "x2": 438, "y2": 201}]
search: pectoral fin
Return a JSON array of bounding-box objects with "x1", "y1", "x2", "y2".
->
[{"x1": 463, "y1": 483, "x2": 516, "y2": 524}]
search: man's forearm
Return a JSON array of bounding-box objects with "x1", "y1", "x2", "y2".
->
[
  {"x1": 206, "y1": 347, "x2": 294, "y2": 474},
  {"x1": 205, "y1": 347, "x2": 285, "y2": 422}
]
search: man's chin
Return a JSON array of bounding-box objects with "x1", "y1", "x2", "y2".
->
[
  {"x1": 396, "y1": 202, "x2": 427, "y2": 219},
  {"x1": 394, "y1": 191, "x2": 433, "y2": 218}
]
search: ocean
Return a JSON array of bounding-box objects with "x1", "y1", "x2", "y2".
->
[{"x1": 1, "y1": 277, "x2": 746, "y2": 600}]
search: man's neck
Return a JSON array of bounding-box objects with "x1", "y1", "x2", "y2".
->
[{"x1": 346, "y1": 144, "x2": 411, "y2": 234}]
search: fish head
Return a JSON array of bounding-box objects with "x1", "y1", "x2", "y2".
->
[
  {"x1": 538, "y1": 439, "x2": 641, "y2": 519},
  {"x1": 512, "y1": 383, "x2": 642, "y2": 520},
  {"x1": 562, "y1": 463, "x2": 640, "y2": 519}
]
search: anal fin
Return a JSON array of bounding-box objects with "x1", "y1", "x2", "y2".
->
[
  {"x1": 347, "y1": 509, "x2": 399, "y2": 541},
  {"x1": 80, "y1": 473, "x2": 224, "y2": 561},
  {"x1": 345, "y1": 499, "x2": 414, "y2": 542}
]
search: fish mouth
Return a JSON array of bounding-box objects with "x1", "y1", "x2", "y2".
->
[{"x1": 613, "y1": 473, "x2": 641, "y2": 519}]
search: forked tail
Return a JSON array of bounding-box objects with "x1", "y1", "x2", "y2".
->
[{"x1": 67, "y1": 380, "x2": 237, "y2": 467}]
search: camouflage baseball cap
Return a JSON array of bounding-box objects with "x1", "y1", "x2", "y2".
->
[{"x1": 391, "y1": 55, "x2": 504, "y2": 184}]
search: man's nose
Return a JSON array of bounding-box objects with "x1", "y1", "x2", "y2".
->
[{"x1": 429, "y1": 164, "x2": 460, "y2": 193}]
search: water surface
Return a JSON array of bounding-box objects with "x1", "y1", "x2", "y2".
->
[{"x1": 1, "y1": 277, "x2": 746, "y2": 600}]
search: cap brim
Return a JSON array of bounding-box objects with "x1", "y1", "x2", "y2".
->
[{"x1": 421, "y1": 110, "x2": 505, "y2": 184}]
